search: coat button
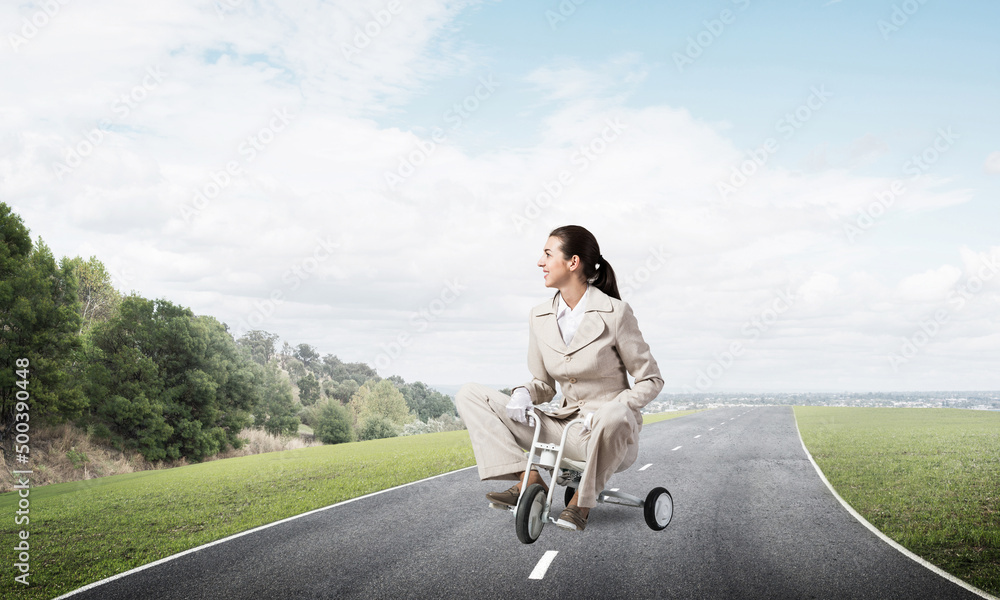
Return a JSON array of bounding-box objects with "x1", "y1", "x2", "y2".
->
[
  {"x1": 569, "y1": 378, "x2": 577, "y2": 383},
  {"x1": 565, "y1": 356, "x2": 571, "y2": 362}
]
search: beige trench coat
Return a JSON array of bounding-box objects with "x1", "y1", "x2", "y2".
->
[{"x1": 456, "y1": 286, "x2": 663, "y2": 507}]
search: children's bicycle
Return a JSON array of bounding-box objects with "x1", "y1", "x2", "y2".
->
[{"x1": 489, "y1": 413, "x2": 674, "y2": 544}]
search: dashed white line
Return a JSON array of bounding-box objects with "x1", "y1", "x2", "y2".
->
[
  {"x1": 694, "y1": 435, "x2": 701, "y2": 439},
  {"x1": 639, "y1": 463, "x2": 653, "y2": 471},
  {"x1": 671, "y1": 446, "x2": 682, "y2": 452},
  {"x1": 709, "y1": 427, "x2": 715, "y2": 431},
  {"x1": 529, "y1": 550, "x2": 559, "y2": 580}
]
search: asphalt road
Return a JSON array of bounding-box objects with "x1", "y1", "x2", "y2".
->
[{"x1": 63, "y1": 406, "x2": 989, "y2": 600}]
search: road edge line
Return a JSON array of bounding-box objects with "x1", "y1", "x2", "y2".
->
[
  {"x1": 792, "y1": 409, "x2": 999, "y2": 600},
  {"x1": 52, "y1": 465, "x2": 478, "y2": 600}
]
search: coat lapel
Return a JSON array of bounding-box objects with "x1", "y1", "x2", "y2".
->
[
  {"x1": 532, "y1": 287, "x2": 614, "y2": 355},
  {"x1": 533, "y1": 292, "x2": 565, "y2": 352},
  {"x1": 565, "y1": 288, "x2": 612, "y2": 354}
]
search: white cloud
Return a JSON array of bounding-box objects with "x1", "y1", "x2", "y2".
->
[
  {"x1": 1, "y1": 1, "x2": 995, "y2": 391},
  {"x1": 894, "y1": 265, "x2": 963, "y2": 303},
  {"x1": 985, "y1": 151, "x2": 1000, "y2": 174}
]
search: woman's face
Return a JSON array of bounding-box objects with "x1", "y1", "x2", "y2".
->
[{"x1": 538, "y1": 236, "x2": 579, "y2": 289}]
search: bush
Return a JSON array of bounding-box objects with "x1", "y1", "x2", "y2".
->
[
  {"x1": 313, "y1": 401, "x2": 354, "y2": 445},
  {"x1": 401, "y1": 413, "x2": 466, "y2": 436},
  {"x1": 357, "y1": 415, "x2": 398, "y2": 441}
]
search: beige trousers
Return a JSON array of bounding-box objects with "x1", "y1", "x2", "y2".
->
[{"x1": 455, "y1": 382, "x2": 639, "y2": 508}]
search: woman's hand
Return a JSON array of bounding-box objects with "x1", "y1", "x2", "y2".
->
[{"x1": 506, "y1": 387, "x2": 535, "y2": 426}]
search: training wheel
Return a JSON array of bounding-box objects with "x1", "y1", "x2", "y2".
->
[
  {"x1": 644, "y1": 487, "x2": 673, "y2": 531},
  {"x1": 515, "y1": 483, "x2": 547, "y2": 544}
]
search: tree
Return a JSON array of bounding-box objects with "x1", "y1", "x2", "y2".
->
[
  {"x1": 297, "y1": 373, "x2": 321, "y2": 406},
  {"x1": 294, "y1": 343, "x2": 320, "y2": 371},
  {"x1": 324, "y1": 378, "x2": 359, "y2": 404},
  {"x1": 252, "y1": 361, "x2": 299, "y2": 436},
  {"x1": 85, "y1": 296, "x2": 255, "y2": 461},
  {"x1": 284, "y1": 357, "x2": 306, "y2": 380},
  {"x1": 279, "y1": 341, "x2": 294, "y2": 368},
  {"x1": 1, "y1": 205, "x2": 84, "y2": 441},
  {"x1": 313, "y1": 401, "x2": 353, "y2": 444},
  {"x1": 321, "y1": 353, "x2": 342, "y2": 378},
  {"x1": 64, "y1": 255, "x2": 121, "y2": 333},
  {"x1": 349, "y1": 379, "x2": 411, "y2": 427},
  {"x1": 322, "y1": 355, "x2": 377, "y2": 385},
  {"x1": 236, "y1": 330, "x2": 280, "y2": 366},
  {"x1": 398, "y1": 381, "x2": 458, "y2": 422}
]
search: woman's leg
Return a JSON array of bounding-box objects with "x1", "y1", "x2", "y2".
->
[
  {"x1": 454, "y1": 382, "x2": 564, "y2": 481},
  {"x1": 570, "y1": 402, "x2": 639, "y2": 509}
]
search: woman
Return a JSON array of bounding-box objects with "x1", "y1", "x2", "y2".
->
[{"x1": 455, "y1": 225, "x2": 663, "y2": 531}]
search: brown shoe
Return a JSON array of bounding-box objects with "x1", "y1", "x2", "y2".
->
[
  {"x1": 486, "y1": 485, "x2": 522, "y2": 507},
  {"x1": 555, "y1": 505, "x2": 587, "y2": 531},
  {"x1": 486, "y1": 483, "x2": 549, "y2": 507}
]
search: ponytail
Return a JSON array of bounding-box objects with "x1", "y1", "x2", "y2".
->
[{"x1": 592, "y1": 255, "x2": 620, "y2": 300}]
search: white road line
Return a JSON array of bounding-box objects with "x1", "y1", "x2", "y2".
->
[
  {"x1": 694, "y1": 435, "x2": 701, "y2": 439},
  {"x1": 610, "y1": 488, "x2": 619, "y2": 492},
  {"x1": 709, "y1": 427, "x2": 715, "y2": 431},
  {"x1": 671, "y1": 446, "x2": 682, "y2": 451},
  {"x1": 529, "y1": 550, "x2": 559, "y2": 580},
  {"x1": 639, "y1": 463, "x2": 653, "y2": 471}
]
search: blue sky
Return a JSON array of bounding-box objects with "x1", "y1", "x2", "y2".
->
[{"x1": 2, "y1": 0, "x2": 998, "y2": 392}]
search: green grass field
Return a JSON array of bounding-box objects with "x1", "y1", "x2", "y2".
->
[
  {"x1": 795, "y1": 406, "x2": 1000, "y2": 596},
  {"x1": 1, "y1": 431, "x2": 475, "y2": 600},
  {"x1": 1, "y1": 410, "x2": 695, "y2": 599},
  {"x1": 642, "y1": 408, "x2": 701, "y2": 425}
]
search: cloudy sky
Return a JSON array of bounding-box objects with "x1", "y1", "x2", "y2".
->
[{"x1": 2, "y1": 0, "x2": 998, "y2": 393}]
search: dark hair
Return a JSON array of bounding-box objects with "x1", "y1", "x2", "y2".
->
[{"x1": 548, "y1": 225, "x2": 620, "y2": 300}]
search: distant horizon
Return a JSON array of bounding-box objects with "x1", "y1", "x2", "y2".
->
[{"x1": 427, "y1": 384, "x2": 1000, "y2": 397}]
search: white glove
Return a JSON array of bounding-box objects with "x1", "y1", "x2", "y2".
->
[
  {"x1": 506, "y1": 387, "x2": 535, "y2": 426},
  {"x1": 581, "y1": 411, "x2": 595, "y2": 433}
]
